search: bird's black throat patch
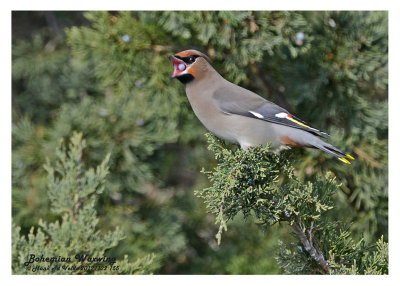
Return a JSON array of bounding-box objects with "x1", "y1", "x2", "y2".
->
[{"x1": 177, "y1": 74, "x2": 195, "y2": 84}]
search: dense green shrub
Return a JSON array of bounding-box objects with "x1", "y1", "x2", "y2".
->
[
  {"x1": 12, "y1": 133, "x2": 154, "y2": 274},
  {"x1": 197, "y1": 134, "x2": 387, "y2": 274}
]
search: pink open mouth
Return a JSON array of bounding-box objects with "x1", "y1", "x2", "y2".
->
[{"x1": 168, "y1": 55, "x2": 187, "y2": 78}]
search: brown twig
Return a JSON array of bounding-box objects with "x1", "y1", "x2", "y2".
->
[
  {"x1": 65, "y1": 208, "x2": 76, "y2": 222},
  {"x1": 216, "y1": 186, "x2": 228, "y2": 245},
  {"x1": 353, "y1": 147, "x2": 380, "y2": 168},
  {"x1": 43, "y1": 11, "x2": 61, "y2": 37},
  {"x1": 149, "y1": 45, "x2": 173, "y2": 52},
  {"x1": 292, "y1": 220, "x2": 332, "y2": 274},
  {"x1": 308, "y1": 220, "x2": 314, "y2": 243},
  {"x1": 72, "y1": 189, "x2": 98, "y2": 220}
]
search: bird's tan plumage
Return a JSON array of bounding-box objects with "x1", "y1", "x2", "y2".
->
[{"x1": 168, "y1": 50, "x2": 354, "y2": 163}]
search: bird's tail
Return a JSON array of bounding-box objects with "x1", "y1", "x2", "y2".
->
[{"x1": 313, "y1": 142, "x2": 354, "y2": 164}]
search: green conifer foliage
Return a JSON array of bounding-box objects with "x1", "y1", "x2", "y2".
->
[
  {"x1": 198, "y1": 134, "x2": 388, "y2": 274},
  {"x1": 12, "y1": 133, "x2": 154, "y2": 274}
]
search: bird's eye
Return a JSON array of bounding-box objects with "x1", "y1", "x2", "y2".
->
[
  {"x1": 182, "y1": 55, "x2": 199, "y2": 64},
  {"x1": 188, "y1": 56, "x2": 196, "y2": 63}
]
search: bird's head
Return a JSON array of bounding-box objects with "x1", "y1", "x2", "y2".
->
[{"x1": 168, "y1": 50, "x2": 212, "y2": 84}]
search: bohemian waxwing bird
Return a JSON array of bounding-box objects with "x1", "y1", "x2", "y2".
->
[{"x1": 168, "y1": 50, "x2": 354, "y2": 164}]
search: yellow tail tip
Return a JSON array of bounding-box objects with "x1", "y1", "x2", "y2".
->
[
  {"x1": 345, "y1": 154, "x2": 355, "y2": 160},
  {"x1": 338, "y1": 157, "x2": 351, "y2": 164}
]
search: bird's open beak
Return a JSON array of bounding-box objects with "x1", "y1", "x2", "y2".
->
[{"x1": 168, "y1": 55, "x2": 187, "y2": 78}]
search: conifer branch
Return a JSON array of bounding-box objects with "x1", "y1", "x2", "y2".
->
[
  {"x1": 291, "y1": 220, "x2": 332, "y2": 274},
  {"x1": 73, "y1": 189, "x2": 99, "y2": 220},
  {"x1": 216, "y1": 186, "x2": 228, "y2": 246}
]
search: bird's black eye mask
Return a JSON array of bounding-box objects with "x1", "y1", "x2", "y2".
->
[{"x1": 174, "y1": 55, "x2": 200, "y2": 64}]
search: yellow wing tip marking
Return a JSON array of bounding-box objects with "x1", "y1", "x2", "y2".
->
[
  {"x1": 286, "y1": 117, "x2": 311, "y2": 129},
  {"x1": 346, "y1": 154, "x2": 355, "y2": 160},
  {"x1": 338, "y1": 157, "x2": 351, "y2": 164}
]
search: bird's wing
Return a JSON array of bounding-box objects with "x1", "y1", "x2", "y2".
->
[{"x1": 212, "y1": 84, "x2": 329, "y2": 137}]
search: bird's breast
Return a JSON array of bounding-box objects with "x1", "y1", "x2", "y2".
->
[
  {"x1": 184, "y1": 84, "x2": 282, "y2": 150},
  {"x1": 185, "y1": 83, "x2": 238, "y2": 143}
]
